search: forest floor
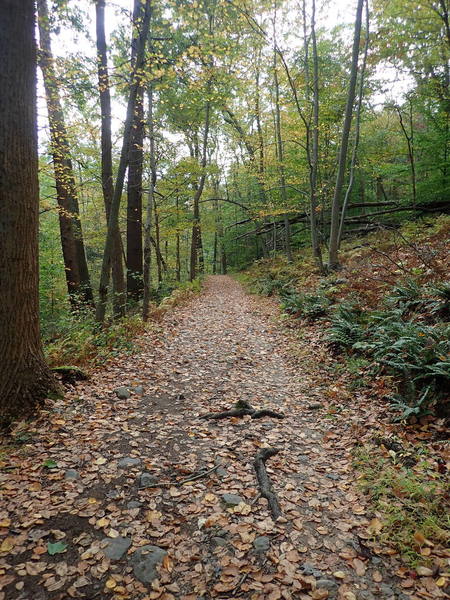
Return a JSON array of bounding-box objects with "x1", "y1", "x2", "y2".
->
[{"x1": 0, "y1": 276, "x2": 448, "y2": 600}]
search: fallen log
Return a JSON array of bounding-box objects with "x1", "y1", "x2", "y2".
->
[
  {"x1": 253, "y1": 447, "x2": 281, "y2": 520},
  {"x1": 201, "y1": 400, "x2": 284, "y2": 420}
]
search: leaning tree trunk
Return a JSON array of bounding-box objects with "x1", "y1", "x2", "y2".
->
[
  {"x1": 0, "y1": 0, "x2": 59, "y2": 423},
  {"x1": 37, "y1": 0, "x2": 94, "y2": 307},
  {"x1": 96, "y1": 0, "x2": 152, "y2": 322},
  {"x1": 328, "y1": 0, "x2": 365, "y2": 270},
  {"x1": 95, "y1": 0, "x2": 126, "y2": 318}
]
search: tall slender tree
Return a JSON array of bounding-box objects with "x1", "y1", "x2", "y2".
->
[
  {"x1": 96, "y1": 0, "x2": 152, "y2": 322},
  {"x1": 328, "y1": 0, "x2": 365, "y2": 269},
  {"x1": 0, "y1": 0, "x2": 59, "y2": 422},
  {"x1": 95, "y1": 0, "x2": 126, "y2": 317},
  {"x1": 37, "y1": 0, "x2": 94, "y2": 307}
]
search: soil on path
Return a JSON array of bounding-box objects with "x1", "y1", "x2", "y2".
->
[{"x1": 0, "y1": 276, "x2": 417, "y2": 600}]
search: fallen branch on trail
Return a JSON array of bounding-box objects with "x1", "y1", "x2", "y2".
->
[
  {"x1": 201, "y1": 400, "x2": 285, "y2": 420},
  {"x1": 253, "y1": 447, "x2": 282, "y2": 520},
  {"x1": 144, "y1": 463, "x2": 220, "y2": 488}
]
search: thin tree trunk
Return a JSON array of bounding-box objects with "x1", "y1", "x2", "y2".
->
[
  {"x1": 143, "y1": 83, "x2": 156, "y2": 320},
  {"x1": 190, "y1": 100, "x2": 211, "y2": 281},
  {"x1": 396, "y1": 98, "x2": 417, "y2": 208},
  {"x1": 37, "y1": 0, "x2": 94, "y2": 307},
  {"x1": 175, "y1": 197, "x2": 181, "y2": 282},
  {"x1": 328, "y1": 0, "x2": 365, "y2": 269},
  {"x1": 95, "y1": 0, "x2": 126, "y2": 318},
  {"x1": 96, "y1": 0, "x2": 152, "y2": 322},
  {"x1": 153, "y1": 198, "x2": 163, "y2": 283},
  {"x1": 0, "y1": 0, "x2": 59, "y2": 422},
  {"x1": 272, "y1": 15, "x2": 293, "y2": 263},
  {"x1": 127, "y1": 86, "x2": 144, "y2": 300},
  {"x1": 337, "y1": 0, "x2": 369, "y2": 245}
]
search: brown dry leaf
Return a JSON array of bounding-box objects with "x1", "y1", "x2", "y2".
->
[
  {"x1": 352, "y1": 558, "x2": 366, "y2": 576},
  {"x1": 368, "y1": 518, "x2": 383, "y2": 534},
  {"x1": 372, "y1": 570, "x2": 383, "y2": 582}
]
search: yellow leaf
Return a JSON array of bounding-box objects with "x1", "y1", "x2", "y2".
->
[
  {"x1": 105, "y1": 578, "x2": 117, "y2": 590},
  {"x1": 96, "y1": 518, "x2": 110, "y2": 528},
  {"x1": 368, "y1": 518, "x2": 383, "y2": 534},
  {"x1": 0, "y1": 519, "x2": 11, "y2": 528},
  {"x1": 436, "y1": 577, "x2": 448, "y2": 587},
  {"x1": 333, "y1": 571, "x2": 346, "y2": 579},
  {"x1": 1, "y1": 537, "x2": 14, "y2": 552},
  {"x1": 95, "y1": 457, "x2": 107, "y2": 465},
  {"x1": 88, "y1": 498, "x2": 98, "y2": 504}
]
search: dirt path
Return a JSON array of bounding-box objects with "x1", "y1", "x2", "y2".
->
[{"x1": 0, "y1": 276, "x2": 414, "y2": 600}]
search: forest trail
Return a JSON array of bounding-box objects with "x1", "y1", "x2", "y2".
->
[{"x1": 1, "y1": 277, "x2": 413, "y2": 600}]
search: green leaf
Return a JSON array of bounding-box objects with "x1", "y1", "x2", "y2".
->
[
  {"x1": 47, "y1": 541, "x2": 67, "y2": 555},
  {"x1": 43, "y1": 459, "x2": 58, "y2": 469}
]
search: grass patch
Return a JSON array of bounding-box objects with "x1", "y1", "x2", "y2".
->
[{"x1": 353, "y1": 444, "x2": 449, "y2": 566}]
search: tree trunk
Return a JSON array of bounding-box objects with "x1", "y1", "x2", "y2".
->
[
  {"x1": 328, "y1": 0, "x2": 365, "y2": 270},
  {"x1": 190, "y1": 101, "x2": 211, "y2": 281},
  {"x1": 37, "y1": 0, "x2": 94, "y2": 307},
  {"x1": 95, "y1": 0, "x2": 126, "y2": 318},
  {"x1": 143, "y1": 83, "x2": 156, "y2": 320},
  {"x1": 337, "y1": 0, "x2": 369, "y2": 245},
  {"x1": 96, "y1": 0, "x2": 152, "y2": 322},
  {"x1": 272, "y1": 15, "x2": 293, "y2": 262},
  {"x1": 0, "y1": 0, "x2": 59, "y2": 422},
  {"x1": 127, "y1": 86, "x2": 144, "y2": 300}
]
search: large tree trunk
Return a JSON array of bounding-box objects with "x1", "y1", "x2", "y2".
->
[
  {"x1": 328, "y1": 0, "x2": 365, "y2": 269},
  {"x1": 0, "y1": 0, "x2": 59, "y2": 423},
  {"x1": 96, "y1": 0, "x2": 152, "y2": 322},
  {"x1": 95, "y1": 0, "x2": 126, "y2": 318},
  {"x1": 37, "y1": 0, "x2": 94, "y2": 307}
]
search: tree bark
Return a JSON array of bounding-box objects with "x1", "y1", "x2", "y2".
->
[
  {"x1": 143, "y1": 83, "x2": 156, "y2": 320},
  {"x1": 328, "y1": 0, "x2": 365, "y2": 270},
  {"x1": 127, "y1": 86, "x2": 145, "y2": 300},
  {"x1": 95, "y1": 0, "x2": 126, "y2": 318},
  {"x1": 96, "y1": 0, "x2": 152, "y2": 322},
  {"x1": 0, "y1": 0, "x2": 59, "y2": 422},
  {"x1": 272, "y1": 12, "x2": 293, "y2": 262},
  {"x1": 37, "y1": 0, "x2": 94, "y2": 307}
]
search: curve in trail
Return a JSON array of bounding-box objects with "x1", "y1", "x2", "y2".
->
[{"x1": 0, "y1": 276, "x2": 410, "y2": 600}]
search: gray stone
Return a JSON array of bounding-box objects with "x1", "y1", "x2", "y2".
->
[
  {"x1": 130, "y1": 545, "x2": 167, "y2": 584},
  {"x1": 221, "y1": 493, "x2": 243, "y2": 507},
  {"x1": 127, "y1": 500, "x2": 143, "y2": 509},
  {"x1": 379, "y1": 585, "x2": 395, "y2": 597},
  {"x1": 103, "y1": 536, "x2": 132, "y2": 561},
  {"x1": 316, "y1": 579, "x2": 338, "y2": 591},
  {"x1": 253, "y1": 536, "x2": 270, "y2": 553},
  {"x1": 118, "y1": 457, "x2": 141, "y2": 469},
  {"x1": 139, "y1": 472, "x2": 157, "y2": 488},
  {"x1": 359, "y1": 592, "x2": 376, "y2": 600},
  {"x1": 64, "y1": 469, "x2": 79, "y2": 480},
  {"x1": 301, "y1": 563, "x2": 322, "y2": 578},
  {"x1": 307, "y1": 403, "x2": 324, "y2": 410},
  {"x1": 133, "y1": 385, "x2": 144, "y2": 395},
  {"x1": 325, "y1": 473, "x2": 340, "y2": 481},
  {"x1": 106, "y1": 489, "x2": 122, "y2": 499},
  {"x1": 211, "y1": 537, "x2": 227, "y2": 548},
  {"x1": 114, "y1": 386, "x2": 131, "y2": 400},
  {"x1": 216, "y1": 466, "x2": 227, "y2": 478}
]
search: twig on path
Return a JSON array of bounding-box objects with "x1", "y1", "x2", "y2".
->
[
  {"x1": 231, "y1": 558, "x2": 268, "y2": 597},
  {"x1": 253, "y1": 448, "x2": 282, "y2": 520},
  {"x1": 202, "y1": 400, "x2": 284, "y2": 420},
  {"x1": 145, "y1": 463, "x2": 221, "y2": 488}
]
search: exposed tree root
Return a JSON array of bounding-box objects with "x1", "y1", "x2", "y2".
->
[
  {"x1": 253, "y1": 447, "x2": 282, "y2": 520},
  {"x1": 202, "y1": 400, "x2": 284, "y2": 420},
  {"x1": 144, "y1": 463, "x2": 220, "y2": 488}
]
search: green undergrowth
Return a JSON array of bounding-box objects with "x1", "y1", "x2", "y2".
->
[
  {"x1": 239, "y1": 216, "x2": 450, "y2": 420},
  {"x1": 353, "y1": 444, "x2": 449, "y2": 566},
  {"x1": 44, "y1": 279, "x2": 202, "y2": 370}
]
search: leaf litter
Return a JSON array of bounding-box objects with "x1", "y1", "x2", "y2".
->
[{"x1": 0, "y1": 276, "x2": 448, "y2": 599}]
